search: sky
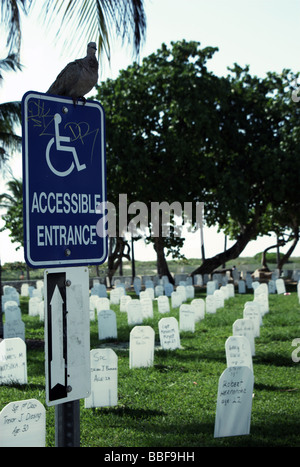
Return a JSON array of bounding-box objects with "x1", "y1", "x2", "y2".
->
[{"x1": 1, "y1": 0, "x2": 300, "y2": 265}]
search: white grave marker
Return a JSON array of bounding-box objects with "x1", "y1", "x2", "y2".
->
[
  {"x1": 176, "y1": 285, "x2": 187, "y2": 302},
  {"x1": 246, "y1": 274, "x2": 253, "y2": 289},
  {"x1": 140, "y1": 297, "x2": 153, "y2": 319},
  {"x1": 244, "y1": 301, "x2": 263, "y2": 326},
  {"x1": 155, "y1": 285, "x2": 164, "y2": 297},
  {"x1": 3, "y1": 303, "x2": 25, "y2": 341},
  {"x1": 185, "y1": 285, "x2": 195, "y2": 299},
  {"x1": 179, "y1": 304, "x2": 195, "y2": 332},
  {"x1": 206, "y1": 295, "x2": 216, "y2": 314},
  {"x1": 268, "y1": 280, "x2": 276, "y2": 294},
  {"x1": 226, "y1": 283, "x2": 235, "y2": 298},
  {"x1": 89, "y1": 295, "x2": 98, "y2": 313},
  {"x1": 254, "y1": 293, "x2": 268, "y2": 316},
  {"x1": 276, "y1": 278, "x2": 286, "y2": 294},
  {"x1": 85, "y1": 349, "x2": 118, "y2": 408},
  {"x1": 164, "y1": 283, "x2": 174, "y2": 297},
  {"x1": 133, "y1": 277, "x2": 141, "y2": 295},
  {"x1": 98, "y1": 309, "x2": 117, "y2": 340},
  {"x1": 206, "y1": 281, "x2": 216, "y2": 295},
  {"x1": 96, "y1": 297, "x2": 110, "y2": 313},
  {"x1": 194, "y1": 274, "x2": 203, "y2": 286},
  {"x1": 171, "y1": 291, "x2": 182, "y2": 308},
  {"x1": 4, "y1": 302, "x2": 21, "y2": 320},
  {"x1": 0, "y1": 338, "x2": 27, "y2": 385},
  {"x1": 127, "y1": 300, "x2": 143, "y2": 326},
  {"x1": 157, "y1": 295, "x2": 170, "y2": 314},
  {"x1": 129, "y1": 326, "x2": 155, "y2": 368},
  {"x1": 252, "y1": 281, "x2": 260, "y2": 290},
  {"x1": 109, "y1": 288, "x2": 122, "y2": 305},
  {"x1": 191, "y1": 298, "x2": 205, "y2": 321},
  {"x1": 243, "y1": 307, "x2": 260, "y2": 338},
  {"x1": 144, "y1": 288, "x2": 154, "y2": 300},
  {"x1": 220, "y1": 286, "x2": 229, "y2": 300},
  {"x1": 214, "y1": 290, "x2": 224, "y2": 309},
  {"x1": 0, "y1": 399, "x2": 45, "y2": 447},
  {"x1": 21, "y1": 284, "x2": 29, "y2": 296},
  {"x1": 214, "y1": 366, "x2": 254, "y2": 438},
  {"x1": 120, "y1": 295, "x2": 132, "y2": 312},
  {"x1": 28, "y1": 297, "x2": 41, "y2": 316},
  {"x1": 238, "y1": 280, "x2": 246, "y2": 294},
  {"x1": 225, "y1": 336, "x2": 253, "y2": 372},
  {"x1": 3, "y1": 319, "x2": 25, "y2": 341},
  {"x1": 232, "y1": 319, "x2": 255, "y2": 356},
  {"x1": 39, "y1": 300, "x2": 45, "y2": 321},
  {"x1": 158, "y1": 317, "x2": 180, "y2": 350}
]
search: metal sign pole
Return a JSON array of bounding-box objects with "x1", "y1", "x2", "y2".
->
[
  {"x1": 55, "y1": 400, "x2": 80, "y2": 447},
  {"x1": 22, "y1": 92, "x2": 107, "y2": 448}
]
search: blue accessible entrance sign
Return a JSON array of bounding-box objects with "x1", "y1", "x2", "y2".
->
[{"x1": 22, "y1": 91, "x2": 107, "y2": 268}]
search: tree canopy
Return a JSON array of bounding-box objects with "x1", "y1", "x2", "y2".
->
[{"x1": 95, "y1": 40, "x2": 300, "y2": 276}]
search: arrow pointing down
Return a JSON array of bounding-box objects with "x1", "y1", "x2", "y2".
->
[{"x1": 50, "y1": 285, "x2": 66, "y2": 389}]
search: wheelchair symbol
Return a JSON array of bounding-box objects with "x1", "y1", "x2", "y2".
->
[{"x1": 46, "y1": 113, "x2": 86, "y2": 177}]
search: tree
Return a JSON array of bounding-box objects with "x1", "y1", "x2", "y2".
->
[
  {"x1": 0, "y1": 101, "x2": 22, "y2": 171},
  {"x1": 95, "y1": 40, "x2": 224, "y2": 281},
  {"x1": 191, "y1": 65, "x2": 300, "y2": 275},
  {"x1": 258, "y1": 69, "x2": 300, "y2": 272},
  {"x1": 0, "y1": 177, "x2": 23, "y2": 249},
  {"x1": 0, "y1": 0, "x2": 24, "y2": 168}
]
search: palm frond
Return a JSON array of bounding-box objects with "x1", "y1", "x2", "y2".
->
[
  {"x1": 0, "y1": 101, "x2": 22, "y2": 128},
  {"x1": 0, "y1": 0, "x2": 34, "y2": 55},
  {"x1": 0, "y1": 54, "x2": 23, "y2": 83},
  {"x1": 0, "y1": 177, "x2": 23, "y2": 208},
  {"x1": 0, "y1": 101, "x2": 22, "y2": 168},
  {"x1": 37, "y1": 0, "x2": 146, "y2": 60}
]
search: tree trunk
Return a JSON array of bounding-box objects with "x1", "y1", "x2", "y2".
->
[
  {"x1": 131, "y1": 236, "x2": 136, "y2": 283},
  {"x1": 153, "y1": 235, "x2": 175, "y2": 284},
  {"x1": 261, "y1": 240, "x2": 285, "y2": 271},
  {"x1": 0, "y1": 260, "x2": 3, "y2": 339},
  {"x1": 191, "y1": 214, "x2": 261, "y2": 276},
  {"x1": 277, "y1": 227, "x2": 299, "y2": 273},
  {"x1": 107, "y1": 237, "x2": 130, "y2": 285}
]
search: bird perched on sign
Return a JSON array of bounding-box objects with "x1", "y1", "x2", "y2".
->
[{"x1": 47, "y1": 42, "x2": 98, "y2": 105}]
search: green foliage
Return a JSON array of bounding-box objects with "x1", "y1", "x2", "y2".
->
[
  {"x1": 1, "y1": 290, "x2": 299, "y2": 447},
  {"x1": 94, "y1": 40, "x2": 300, "y2": 268},
  {"x1": 253, "y1": 251, "x2": 288, "y2": 263},
  {"x1": 0, "y1": 177, "x2": 24, "y2": 249}
]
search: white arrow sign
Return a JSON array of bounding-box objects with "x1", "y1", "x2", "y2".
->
[
  {"x1": 45, "y1": 267, "x2": 91, "y2": 406},
  {"x1": 50, "y1": 285, "x2": 66, "y2": 389}
]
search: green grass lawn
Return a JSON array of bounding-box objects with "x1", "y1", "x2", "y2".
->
[{"x1": 1, "y1": 285, "x2": 300, "y2": 447}]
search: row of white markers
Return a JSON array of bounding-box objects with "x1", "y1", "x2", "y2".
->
[
  {"x1": 214, "y1": 282, "x2": 270, "y2": 438},
  {"x1": 0, "y1": 278, "x2": 293, "y2": 445}
]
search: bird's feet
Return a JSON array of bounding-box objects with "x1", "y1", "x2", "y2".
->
[{"x1": 72, "y1": 96, "x2": 87, "y2": 106}]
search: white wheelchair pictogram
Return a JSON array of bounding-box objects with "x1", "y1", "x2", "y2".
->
[{"x1": 46, "y1": 113, "x2": 86, "y2": 177}]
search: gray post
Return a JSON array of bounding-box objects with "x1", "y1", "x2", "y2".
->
[{"x1": 55, "y1": 400, "x2": 80, "y2": 447}]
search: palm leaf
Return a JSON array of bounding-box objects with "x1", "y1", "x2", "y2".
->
[
  {"x1": 0, "y1": 54, "x2": 22, "y2": 82},
  {"x1": 39, "y1": 0, "x2": 146, "y2": 60},
  {"x1": 0, "y1": 0, "x2": 34, "y2": 55},
  {"x1": 0, "y1": 101, "x2": 22, "y2": 168}
]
